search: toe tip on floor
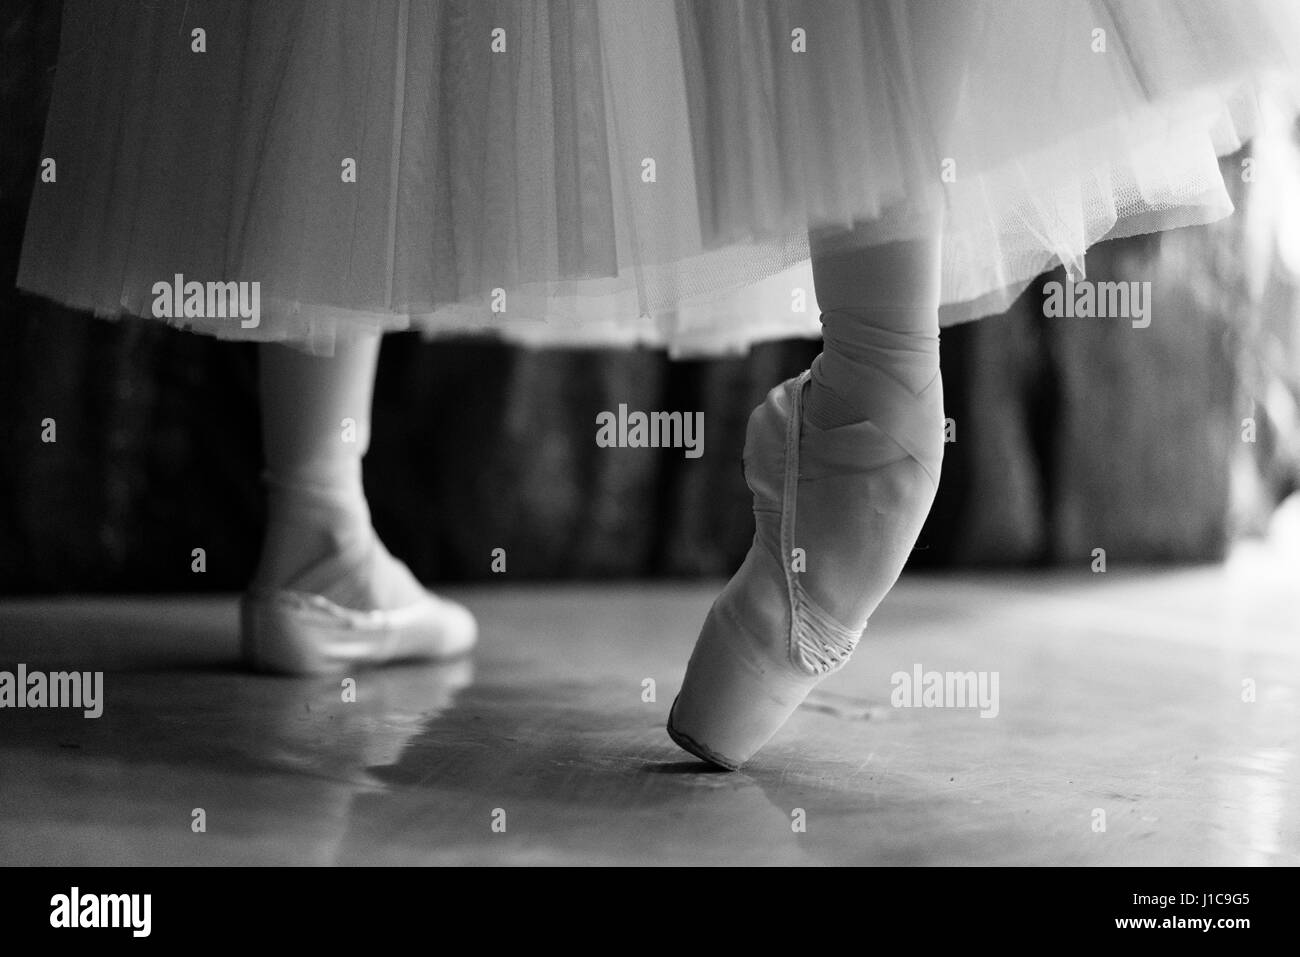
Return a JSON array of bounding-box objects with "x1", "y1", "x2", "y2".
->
[{"x1": 666, "y1": 698, "x2": 744, "y2": 772}]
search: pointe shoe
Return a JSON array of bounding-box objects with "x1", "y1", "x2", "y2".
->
[
  {"x1": 242, "y1": 484, "x2": 477, "y2": 674},
  {"x1": 240, "y1": 582, "x2": 478, "y2": 676},
  {"x1": 668, "y1": 369, "x2": 935, "y2": 769}
]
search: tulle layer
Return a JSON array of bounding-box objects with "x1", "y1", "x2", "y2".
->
[{"x1": 18, "y1": 0, "x2": 1300, "y2": 355}]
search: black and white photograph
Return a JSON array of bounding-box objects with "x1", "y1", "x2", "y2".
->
[{"x1": 2, "y1": 0, "x2": 1299, "y2": 903}]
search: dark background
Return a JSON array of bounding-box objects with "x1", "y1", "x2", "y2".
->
[{"x1": 3, "y1": 0, "x2": 1297, "y2": 593}]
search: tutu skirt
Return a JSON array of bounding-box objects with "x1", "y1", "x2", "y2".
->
[{"x1": 18, "y1": 0, "x2": 1300, "y2": 354}]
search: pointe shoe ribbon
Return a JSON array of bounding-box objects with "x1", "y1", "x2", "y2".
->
[{"x1": 770, "y1": 373, "x2": 864, "y2": 675}]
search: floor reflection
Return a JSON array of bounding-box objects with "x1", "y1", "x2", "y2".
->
[{"x1": 0, "y1": 555, "x2": 1297, "y2": 865}]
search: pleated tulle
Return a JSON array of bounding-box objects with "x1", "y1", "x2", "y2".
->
[{"x1": 17, "y1": 0, "x2": 1300, "y2": 355}]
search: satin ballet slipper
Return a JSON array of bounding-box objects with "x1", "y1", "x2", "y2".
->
[
  {"x1": 241, "y1": 479, "x2": 477, "y2": 676},
  {"x1": 240, "y1": 580, "x2": 478, "y2": 676}
]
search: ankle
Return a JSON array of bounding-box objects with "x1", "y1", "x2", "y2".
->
[
  {"x1": 263, "y1": 464, "x2": 370, "y2": 524},
  {"x1": 255, "y1": 469, "x2": 374, "y2": 588},
  {"x1": 815, "y1": 308, "x2": 939, "y2": 396}
]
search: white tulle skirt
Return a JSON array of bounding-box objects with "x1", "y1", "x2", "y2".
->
[{"x1": 18, "y1": 0, "x2": 1300, "y2": 355}]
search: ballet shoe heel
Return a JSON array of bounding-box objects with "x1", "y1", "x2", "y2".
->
[
  {"x1": 668, "y1": 599, "x2": 816, "y2": 771},
  {"x1": 241, "y1": 590, "x2": 386, "y2": 675}
]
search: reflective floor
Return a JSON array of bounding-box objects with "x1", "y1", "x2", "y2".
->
[{"x1": 1, "y1": 543, "x2": 1297, "y2": 865}]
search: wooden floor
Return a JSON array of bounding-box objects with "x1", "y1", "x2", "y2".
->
[{"x1": 1, "y1": 542, "x2": 1297, "y2": 866}]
